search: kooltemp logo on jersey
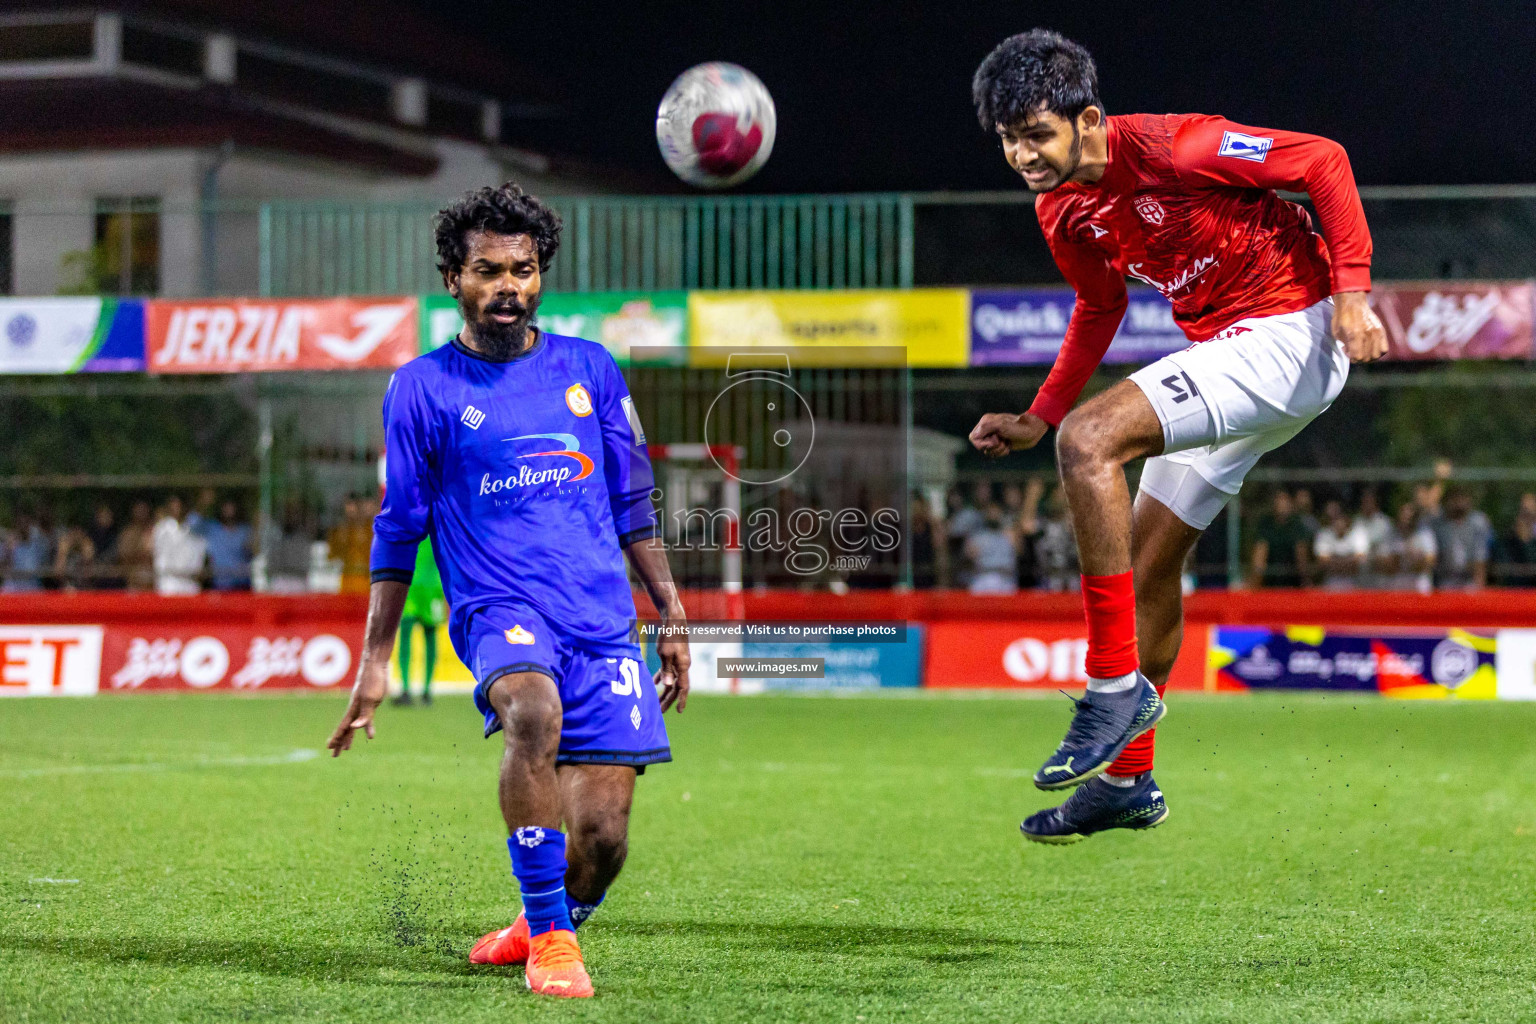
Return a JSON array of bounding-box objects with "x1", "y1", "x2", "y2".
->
[
  {"x1": 1218, "y1": 131, "x2": 1273, "y2": 162},
  {"x1": 479, "y1": 433, "x2": 595, "y2": 495}
]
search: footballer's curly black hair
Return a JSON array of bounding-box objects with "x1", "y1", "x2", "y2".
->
[
  {"x1": 972, "y1": 29, "x2": 1103, "y2": 130},
  {"x1": 434, "y1": 182, "x2": 563, "y2": 275}
]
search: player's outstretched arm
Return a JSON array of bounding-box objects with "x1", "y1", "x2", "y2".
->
[
  {"x1": 328, "y1": 580, "x2": 408, "y2": 756},
  {"x1": 625, "y1": 535, "x2": 691, "y2": 713}
]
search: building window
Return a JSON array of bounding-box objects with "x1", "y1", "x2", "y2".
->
[
  {"x1": 0, "y1": 20, "x2": 94, "y2": 63},
  {"x1": 0, "y1": 202, "x2": 11, "y2": 296},
  {"x1": 95, "y1": 197, "x2": 160, "y2": 295}
]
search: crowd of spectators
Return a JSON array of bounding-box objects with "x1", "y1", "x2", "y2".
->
[
  {"x1": 0, "y1": 489, "x2": 380, "y2": 595},
  {"x1": 1245, "y1": 481, "x2": 1532, "y2": 591},
  {"x1": 911, "y1": 479, "x2": 1081, "y2": 593},
  {"x1": 918, "y1": 472, "x2": 1536, "y2": 593}
]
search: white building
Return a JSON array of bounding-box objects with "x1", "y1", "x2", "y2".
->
[{"x1": 0, "y1": 3, "x2": 630, "y2": 296}]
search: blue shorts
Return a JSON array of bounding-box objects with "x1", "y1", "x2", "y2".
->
[{"x1": 465, "y1": 602, "x2": 671, "y2": 771}]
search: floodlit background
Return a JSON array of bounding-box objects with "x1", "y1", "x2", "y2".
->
[{"x1": 1, "y1": 3, "x2": 1534, "y2": 1022}]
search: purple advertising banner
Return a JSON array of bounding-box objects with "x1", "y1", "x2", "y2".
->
[{"x1": 969, "y1": 288, "x2": 1187, "y2": 367}]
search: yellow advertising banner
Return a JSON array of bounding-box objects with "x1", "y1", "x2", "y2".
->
[{"x1": 688, "y1": 289, "x2": 969, "y2": 367}]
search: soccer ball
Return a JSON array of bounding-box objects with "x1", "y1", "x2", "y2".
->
[{"x1": 656, "y1": 62, "x2": 776, "y2": 188}]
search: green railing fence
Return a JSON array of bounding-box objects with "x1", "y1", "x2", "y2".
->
[{"x1": 259, "y1": 194, "x2": 916, "y2": 296}]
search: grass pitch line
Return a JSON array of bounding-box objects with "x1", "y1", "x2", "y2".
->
[{"x1": 0, "y1": 748, "x2": 319, "y2": 779}]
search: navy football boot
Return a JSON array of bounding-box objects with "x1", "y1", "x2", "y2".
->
[
  {"x1": 1021, "y1": 773, "x2": 1169, "y2": 844},
  {"x1": 1033, "y1": 673, "x2": 1165, "y2": 790}
]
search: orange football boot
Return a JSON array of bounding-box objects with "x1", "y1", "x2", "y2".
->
[
  {"x1": 469, "y1": 913, "x2": 530, "y2": 965},
  {"x1": 524, "y1": 929, "x2": 594, "y2": 998}
]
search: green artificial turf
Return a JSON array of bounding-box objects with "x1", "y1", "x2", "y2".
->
[{"x1": 2, "y1": 691, "x2": 1534, "y2": 1023}]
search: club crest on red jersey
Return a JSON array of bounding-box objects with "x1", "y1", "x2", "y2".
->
[{"x1": 1134, "y1": 195, "x2": 1166, "y2": 226}]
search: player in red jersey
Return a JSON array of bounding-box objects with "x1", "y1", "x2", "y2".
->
[{"x1": 967, "y1": 30, "x2": 1387, "y2": 842}]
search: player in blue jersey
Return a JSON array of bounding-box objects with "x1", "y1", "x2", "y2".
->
[{"x1": 326, "y1": 183, "x2": 692, "y2": 999}]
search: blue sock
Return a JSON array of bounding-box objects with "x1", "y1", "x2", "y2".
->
[
  {"x1": 508, "y1": 827, "x2": 573, "y2": 935},
  {"x1": 566, "y1": 890, "x2": 604, "y2": 928}
]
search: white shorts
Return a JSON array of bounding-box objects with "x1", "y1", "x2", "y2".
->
[{"x1": 1128, "y1": 298, "x2": 1349, "y2": 531}]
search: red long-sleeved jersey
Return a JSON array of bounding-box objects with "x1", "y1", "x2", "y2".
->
[{"x1": 1028, "y1": 113, "x2": 1372, "y2": 426}]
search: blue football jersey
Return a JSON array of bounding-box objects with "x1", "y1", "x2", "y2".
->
[{"x1": 369, "y1": 333, "x2": 657, "y2": 652}]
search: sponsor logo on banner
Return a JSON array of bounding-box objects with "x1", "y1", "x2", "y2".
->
[
  {"x1": 1210, "y1": 626, "x2": 1497, "y2": 698},
  {"x1": 924, "y1": 621, "x2": 1205, "y2": 689},
  {"x1": 0, "y1": 626, "x2": 103, "y2": 696},
  {"x1": 102, "y1": 626, "x2": 357, "y2": 690},
  {"x1": 969, "y1": 289, "x2": 1187, "y2": 367},
  {"x1": 146, "y1": 299, "x2": 418, "y2": 373},
  {"x1": 419, "y1": 292, "x2": 689, "y2": 363},
  {"x1": 0, "y1": 298, "x2": 144, "y2": 373},
  {"x1": 1372, "y1": 283, "x2": 1533, "y2": 361},
  {"x1": 689, "y1": 290, "x2": 969, "y2": 367}
]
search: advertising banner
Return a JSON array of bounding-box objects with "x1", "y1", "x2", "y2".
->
[
  {"x1": 969, "y1": 288, "x2": 1187, "y2": 367},
  {"x1": 1373, "y1": 282, "x2": 1533, "y2": 361},
  {"x1": 0, "y1": 626, "x2": 103, "y2": 696},
  {"x1": 420, "y1": 292, "x2": 689, "y2": 362},
  {"x1": 102, "y1": 624, "x2": 361, "y2": 692},
  {"x1": 145, "y1": 298, "x2": 418, "y2": 373},
  {"x1": 689, "y1": 289, "x2": 969, "y2": 367},
  {"x1": 924, "y1": 621, "x2": 1206, "y2": 690},
  {"x1": 0, "y1": 298, "x2": 145, "y2": 373},
  {"x1": 1210, "y1": 626, "x2": 1497, "y2": 698},
  {"x1": 1489, "y1": 628, "x2": 1536, "y2": 700}
]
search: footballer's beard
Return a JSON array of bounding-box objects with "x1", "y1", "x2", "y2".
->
[
  {"x1": 1023, "y1": 124, "x2": 1083, "y2": 193},
  {"x1": 466, "y1": 292, "x2": 542, "y2": 360}
]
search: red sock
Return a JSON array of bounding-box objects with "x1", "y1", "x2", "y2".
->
[
  {"x1": 1080, "y1": 572, "x2": 1139, "y2": 679},
  {"x1": 1108, "y1": 685, "x2": 1167, "y2": 775}
]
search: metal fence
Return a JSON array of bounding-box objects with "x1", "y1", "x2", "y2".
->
[
  {"x1": 255, "y1": 186, "x2": 1536, "y2": 297},
  {"x1": 259, "y1": 194, "x2": 915, "y2": 296}
]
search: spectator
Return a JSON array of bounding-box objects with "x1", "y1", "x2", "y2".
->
[
  {"x1": 1248, "y1": 490, "x2": 1313, "y2": 588},
  {"x1": 1373, "y1": 501, "x2": 1437, "y2": 592},
  {"x1": 152, "y1": 496, "x2": 207, "y2": 596},
  {"x1": 965, "y1": 504, "x2": 1018, "y2": 594},
  {"x1": 1354, "y1": 489, "x2": 1392, "y2": 553},
  {"x1": 1430, "y1": 487, "x2": 1492, "y2": 590},
  {"x1": 203, "y1": 499, "x2": 253, "y2": 590},
  {"x1": 117, "y1": 499, "x2": 157, "y2": 591},
  {"x1": 186, "y1": 487, "x2": 218, "y2": 534},
  {"x1": 1503, "y1": 492, "x2": 1536, "y2": 586},
  {"x1": 1313, "y1": 499, "x2": 1368, "y2": 590},
  {"x1": 3, "y1": 508, "x2": 51, "y2": 592},
  {"x1": 264, "y1": 504, "x2": 315, "y2": 593},
  {"x1": 85, "y1": 503, "x2": 121, "y2": 588},
  {"x1": 1011, "y1": 476, "x2": 1047, "y2": 588},
  {"x1": 52, "y1": 519, "x2": 95, "y2": 591},
  {"x1": 327, "y1": 494, "x2": 373, "y2": 595},
  {"x1": 907, "y1": 493, "x2": 944, "y2": 589},
  {"x1": 1033, "y1": 486, "x2": 1079, "y2": 592},
  {"x1": 946, "y1": 482, "x2": 990, "y2": 588},
  {"x1": 1293, "y1": 487, "x2": 1321, "y2": 536}
]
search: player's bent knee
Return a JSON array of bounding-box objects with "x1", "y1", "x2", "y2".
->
[
  {"x1": 488, "y1": 672, "x2": 561, "y2": 744},
  {"x1": 1055, "y1": 408, "x2": 1113, "y2": 478}
]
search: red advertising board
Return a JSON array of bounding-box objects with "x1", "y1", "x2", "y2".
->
[
  {"x1": 145, "y1": 298, "x2": 419, "y2": 373},
  {"x1": 923, "y1": 620, "x2": 1208, "y2": 690},
  {"x1": 101, "y1": 623, "x2": 361, "y2": 692},
  {"x1": 1373, "y1": 282, "x2": 1533, "y2": 361}
]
